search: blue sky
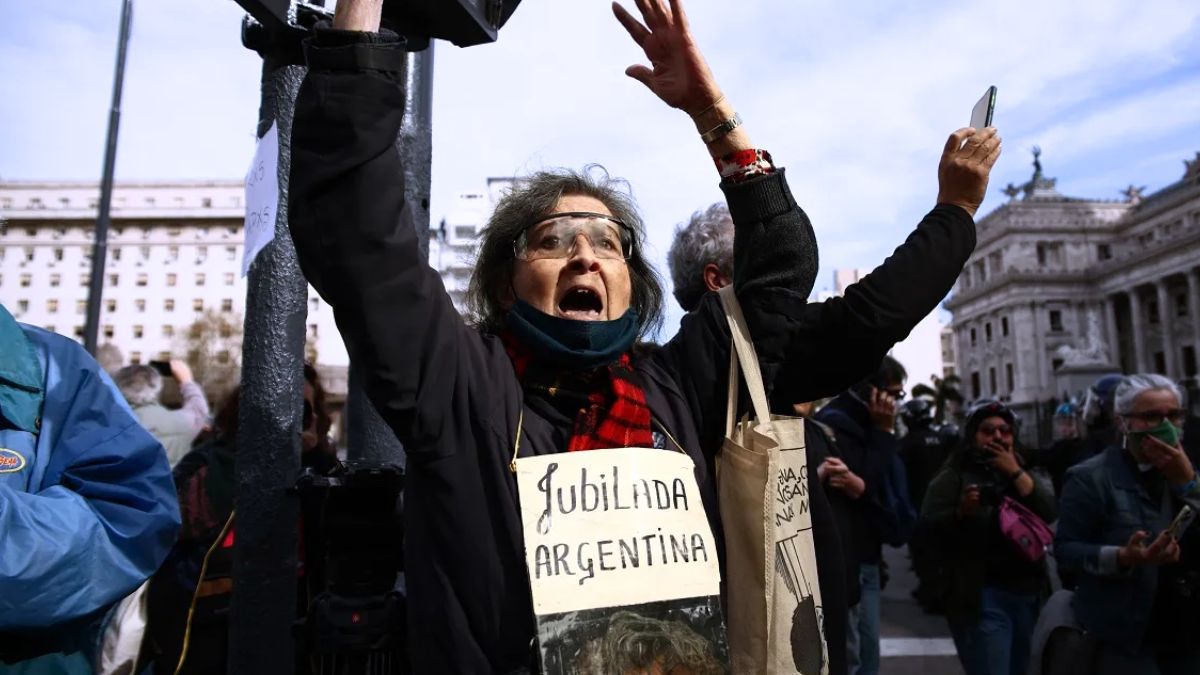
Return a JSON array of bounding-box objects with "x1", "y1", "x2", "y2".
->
[{"x1": 3, "y1": 1, "x2": 1199, "y2": 337}]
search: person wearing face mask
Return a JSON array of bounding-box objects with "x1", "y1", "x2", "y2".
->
[
  {"x1": 1054, "y1": 374, "x2": 1200, "y2": 674},
  {"x1": 285, "y1": 0, "x2": 1002, "y2": 670},
  {"x1": 920, "y1": 400, "x2": 1057, "y2": 675}
]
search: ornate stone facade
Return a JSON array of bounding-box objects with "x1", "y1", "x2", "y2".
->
[{"x1": 946, "y1": 150, "x2": 1200, "y2": 438}]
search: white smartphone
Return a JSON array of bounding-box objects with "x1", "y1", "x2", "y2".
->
[
  {"x1": 970, "y1": 86, "x2": 997, "y2": 129},
  {"x1": 1167, "y1": 504, "x2": 1196, "y2": 540}
]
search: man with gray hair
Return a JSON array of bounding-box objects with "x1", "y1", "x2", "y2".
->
[
  {"x1": 114, "y1": 360, "x2": 210, "y2": 466},
  {"x1": 668, "y1": 202, "x2": 734, "y2": 313}
]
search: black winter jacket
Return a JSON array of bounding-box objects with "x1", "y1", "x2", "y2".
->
[{"x1": 288, "y1": 28, "x2": 977, "y2": 674}]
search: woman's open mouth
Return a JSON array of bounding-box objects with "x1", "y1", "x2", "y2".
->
[{"x1": 557, "y1": 286, "x2": 604, "y2": 320}]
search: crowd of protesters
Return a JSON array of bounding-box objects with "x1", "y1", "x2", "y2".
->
[{"x1": 5, "y1": 0, "x2": 1197, "y2": 673}]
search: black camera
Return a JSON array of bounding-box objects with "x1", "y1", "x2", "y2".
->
[
  {"x1": 233, "y1": 0, "x2": 522, "y2": 47},
  {"x1": 295, "y1": 462, "x2": 407, "y2": 673}
]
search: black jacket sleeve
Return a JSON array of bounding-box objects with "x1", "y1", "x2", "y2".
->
[
  {"x1": 288, "y1": 31, "x2": 515, "y2": 454},
  {"x1": 771, "y1": 204, "x2": 976, "y2": 407},
  {"x1": 650, "y1": 170, "x2": 819, "y2": 454}
]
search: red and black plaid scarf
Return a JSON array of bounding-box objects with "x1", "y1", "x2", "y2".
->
[{"x1": 502, "y1": 333, "x2": 653, "y2": 451}]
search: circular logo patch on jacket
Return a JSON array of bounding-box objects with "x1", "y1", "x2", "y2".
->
[{"x1": 0, "y1": 448, "x2": 27, "y2": 473}]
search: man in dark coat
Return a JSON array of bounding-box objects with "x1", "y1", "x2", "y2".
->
[{"x1": 815, "y1": 357, "x2": 911, "y2": 675}]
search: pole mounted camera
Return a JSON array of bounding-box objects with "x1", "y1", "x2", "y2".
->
[{"x1": 232, "y1": 0, "x2": 522, "y2": 46}]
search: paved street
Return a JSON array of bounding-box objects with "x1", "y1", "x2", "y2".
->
[{"x1": 877, "y1": 545, "x2": 965, "y2": 675}]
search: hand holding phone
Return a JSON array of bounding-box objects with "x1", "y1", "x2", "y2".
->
[{"x1": 970, "y1": 86, "x2": 997, "y2": 129}]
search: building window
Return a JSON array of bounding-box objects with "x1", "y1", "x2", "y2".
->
[
  {"x1": 989, "y1": 367, "x2": 997, "y2": 394},
  {"x1": 196, "y1": 246, "x2": 208, "y2": 262},
  {"x1": 1052, "y1": 357, "x2": 1064, "y2": 371},
  {"x1": 103, "y1": 325, "x2": 114, "y2": 339},
  {"x1": 226, "y1": 246, "x2": 237, "y2": 261},
  {"x1": 1176, "y1": 293, "x2": 1189, "y2": 317},
  {"x1": 19, "y1": 274, "x2": 31, "y2": 287},
  {"x1": 168, "y1": 245, "x2": 179, "y2": 261},
  {"x1": 53, "y1": 247, "x2": 63, "y2": 261},
  {"x1": 164, "y1": 298, "x2": 175, "y2": 312},
  {"x1": 224, "y1": 273, "x2": 235, "y2": 286},
  {"x1": 309, "y1": 298, "x2": 319, "y2": 312},
  {"x1": 985, "y1": 323, "x2": 993, "y2": 342},
  {"x1": 163, "y1": 325, "x2": 175, "y2": 338},
  {"x1": 130, "y1": 352, "x2": 142, "y2": 365},
  {"x1": 139, "y1": 245, "x2": 150, "y2": 261},
  {"x1": 76, "y1": 300, "x2": 86, "y2": 314},
  {"x1": 80, "y1": 274, "x2": 89, "y2": 287},
  {"x1": 44, "y1": 325, "x2": 55, "y2": 334},
  {"x1": 1097, "y1": 244, "x2": 1112, "y2": 261},
  {"x1": 167, "y1": 273, "x2": 177, "y2": 287},
  {"x1": 24, "y1": 248, "x2": 34, "y2": 262},
  {"x1": 133, "y1": 325, "x2": 144, "y2": 339},
  {"x1": 105, "y1": 299, "x2": 117, "y2": 312},
  {"x1": 1006, "y1": 363, "x2": 1014, "y2": 392},
  {"x1": 137, "y1": 273, "x2": 148, "y2": 287},
  {"x1": 971, "y1": 372, "x2": 981, "y2": 399},
  {"x1": 1138, "y1": 232, "x2": 1155, "y2": 247},
  {"x1": 201, "y1": 197, "x2": 213, "y2": 208},
  {"x1": 217, "y1": 350, "x2": 232, "y2": 364},
  {"x1": 1154, "y1": 352, "x2": 1166, "y2": 374},
  {"x1": 970, "y1": 328, "x2": 977, "y2": 346},
  {"x1": 1184, "y1": 346, "x2": 1198, "y2": 378},
  {"x1": 193, "y1": 299, "x2": 203, "y2": 312},
  {"x1": 308, "y1": 323, "x2": 319, "y2": 339},
  {"x1": 136, "y1": 298, "x2": 146, "y2": 312},
  {"x1": 17, "y1": 300, "x2": 29, "y2": 313},
  {"x1": 108, "y1": 273, "x2": 119, "y2": 287},
  {"x1": 112, "y1": 247, "x2": 122, "y2": 261},
  {"x1": 221, "y1": 298, "x2": 233, "y2": 312},
  {"x1": 46, "y1": 299, "x2": 58, "y2": 313},
  {"x1": 1049, "y1": 310, "x2": 1063, "y2": 332},
  {"x1": 74, "y1": 326, "x2": 84, "y2": 339},
  {"x1": 195, "y1": 273, "x2": 206, "y2": 286},
  {"x1": 1001, "y1": 316, "x2": 1009, "y2": 337},
  {"x1": 167, "y1": 227, "x2": 181, "y2": 237},
  {"x1": 1148, "y1": 299, "x2": 1160, "y2": 324},
  {"x1": 50, "y1": 273, "x2": 61, "y2": 287}
]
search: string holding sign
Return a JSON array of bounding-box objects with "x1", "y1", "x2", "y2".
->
[{"x1": 242, "y1": 121, "x2": 280, "y2": 277}]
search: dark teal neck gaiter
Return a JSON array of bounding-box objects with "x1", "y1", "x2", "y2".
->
[{"x1": 504, "y1": 300, "x2": 640, "y2": 370}]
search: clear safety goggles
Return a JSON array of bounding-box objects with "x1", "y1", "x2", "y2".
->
[{"x1": 513, "y1": 212, "x2": 634, "y2": 261}]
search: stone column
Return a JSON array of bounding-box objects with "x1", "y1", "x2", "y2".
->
[
  {"x1": 1129, "y1": 287, "x2": 1149, "y2": 373},
  {"x1": 1188, "y1": 269, "x2": 1200, "y2": 374},
  {"x1": 1104, "y1": 295, "x2": 1121, "y2": 366},
  {"x1": 1158, "y1": 279, "x2": 1178, "y2": 377}
]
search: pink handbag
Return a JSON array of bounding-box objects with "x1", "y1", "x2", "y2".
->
[{"x1": 999, "y1": 496, "x2": 1053, "y2": 563}]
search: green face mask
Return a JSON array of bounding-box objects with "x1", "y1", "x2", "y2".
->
[{"x1": 1128, "y1": 420, "x2": 1181, "y2": 453}]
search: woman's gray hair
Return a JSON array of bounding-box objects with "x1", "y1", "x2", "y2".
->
[
  {"x1": 113, "y1": 365, "x2": 163, "y2": 407},
  {"x1": 1114, "y1": 373, "x2": 1186, "y2": 416},
  {"x1": 667, "y1": 202, "x2": 734, "y2": 312},
  {"x1": 465, "y1": 165, "x2": 664, "y2": 338}
]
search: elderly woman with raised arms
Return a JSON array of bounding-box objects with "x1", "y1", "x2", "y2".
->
[{"x1": 287, "y1": 0, "x2": 1001, "y2": 670}]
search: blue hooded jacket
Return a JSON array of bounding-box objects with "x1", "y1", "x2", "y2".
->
[{"x1": 0, "y1": 304, "x2": 181, "y2": 671}]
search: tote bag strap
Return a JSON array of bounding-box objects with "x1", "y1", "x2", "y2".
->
[{"x1": 718, "y1": 285, "x2": 773, "y2": 435}]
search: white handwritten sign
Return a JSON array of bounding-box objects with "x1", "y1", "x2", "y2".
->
[
  {"x1": 515, "y1": 447, "x2": 721, "y2": 616},
  {"x1": 241, "y1": 121, "x2": 280, "y2": 277}
]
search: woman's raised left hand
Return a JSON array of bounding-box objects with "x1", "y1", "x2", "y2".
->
[{"x1": 612, "y1": 0, "x2": 722, "y2": 115}]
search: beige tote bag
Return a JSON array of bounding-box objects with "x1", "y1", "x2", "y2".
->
[{"x1": 717, "y1": 285, "x2": 827, "y2": 675}]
